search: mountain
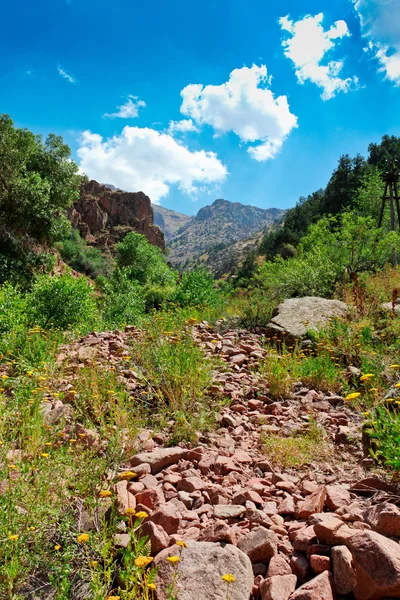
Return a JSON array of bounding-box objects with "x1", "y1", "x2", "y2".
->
[
  {"x1": 153, "y1": 205, "x2": 192, "y2": 240},
  {"x1": 166, "y1": 198, "x2": 285, "y2": 273}
]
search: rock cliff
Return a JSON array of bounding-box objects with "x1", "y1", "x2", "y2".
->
[{"x1": 69, "y1": 180, "x2": 165, "y2": 251}]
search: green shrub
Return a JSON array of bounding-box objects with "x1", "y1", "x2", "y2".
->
[
  {"x1": 100, "y1": 270, "x2": 145, "y2": 327},
  {"x1": 0, "y1": 283, "x2": 27, "y2": 334},
  {"x1": 144, "y1": 285, "x2": 175, "y2": 311},
  {"x1": 27, "y1": 274, "x2": 97, "y2": 329},
  {"x1": 365, "y1": 406, "x2": 400, "y2": 472},
  {"x1": 172, "y1": 268, "x2": 219, "y2": 307},
  {"x1": 56, "y1": 229, "x2": 113, "y2": 278},
  {"x1": 237, "y1": 291, "x2": 274, "y2": 330}
]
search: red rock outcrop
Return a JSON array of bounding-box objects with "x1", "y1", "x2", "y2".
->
[{"x1": 69, "y1": 180, "x2": 165, "y2": 251}]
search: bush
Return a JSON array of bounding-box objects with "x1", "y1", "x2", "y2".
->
[
  {"x1": 144, "y1": 285, "x2": 175, "y2": 311},
  {"x1": 0, "y1": 283, "x2": 27, "y2": 334},
  {"x1": 56, "y1": 229, "x2": 113, "y2": 278},
  {"x1": 27, "y1": 274, "x2": 97, "y2": 329},
  {"x1": 172, "y1": 268, "x2": 219, "y2": 307},
  {"x1": 100, "y1": 270, "x2": 145, "y2": 327}
]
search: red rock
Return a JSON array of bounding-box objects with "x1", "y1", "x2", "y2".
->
[
  {"x1": 115, "y1": 480, "x2": 136, "y2": 514},
  {"x1": 233, "y1": 489, "x2": 264, "y2": 506},
  {"x1": 263, "y1": 501, "x2": 278, "y2": 515},
  {"x1": 135, "y1": 487, "x2": 164, "y2": 510},
  {"x1": 290, "y1": 551, "x2": 310, "y2": 582},
  {"x1": 130, "y1": 447, "x2": 187, "y2": 474},
  {"x1": 296, "y1": 486, "x2": 327, "y2": 519},
  {"x1": 331, "y1": 545, "x2": 357, "y2": 596},
  {"x1": 363, "y1": 502, "x2": 400, "y2": 538},
  {"x1": 288, "y1": 522, "x2": 306, "y2": 541},
  {"x1": 150, "y1": 503, "x2": 181, "y2": 535},
  {"x1": 214, "y1": 504, "x2": 246, "y2": 519},
  {"x1": 309, "y1": 554, "x2": 330, "y2": 574},
  {"x1": 140, "y1": 474, "x2": 159, "y2": 489},
  {"x1": 233, "y1": 449, "x2": 253, "y2": 464},
  {"x1": 246, "y1": 506, "x2": 273, "y2": 528},
  {"x1": 259, "y1": 574, "x2": 297, "y2": 600},
  {"x1": 290, "y1": 571, "x2": 334, "y2": 599},
  {"x1": 214, "y1": 456, "x2": 242, "y2": 475},
  {"x1": 310, "y1": 513, "x2": 347, "y2": 545},
  {"x1": 230, "y1": 353, "x2": 247, "y2": 365},
  {"x1": 198, "y1": 520, "x2": 236, "y2": 545},
  {"x1": 347, "y1": 530, "x2": 400, "y2": 600},
  {"x1": 177, "y1": 476, "x2": 206, "y2": 493},
  {"x1": 266, "y1": 555, "x2": 292, "y2": 577},
  {"x1": 325, "y1": 485, "x2": 351, "y2": 511},
  {"x1": 293, "y1": 525, "x2": 318, "y2": 552},
  {"x1": 301, "y1": 480, "x2": 319, "y2": 495},
  {"x1": 237, "y1": 526, "x2": 278, "y2": 564},
  {"x1": 141, "y1": 521, "x2": 169, "y2": 555},
  {"x1": 276, "y1": 480, "x2": 296, "y2": 494},
  {"x1": 278, "y1": 495, "x2": 295, "y2": 515}
]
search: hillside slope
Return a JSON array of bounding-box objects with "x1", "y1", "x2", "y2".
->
[
  {"x1": 167, "y1": 198, "x2": 285, "y2": 271},
  {"x1": 153, "y1": 205, "x2": 192, "y2": 240}
]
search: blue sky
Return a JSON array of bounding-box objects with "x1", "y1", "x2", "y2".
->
[{"x1": 2, "y1": 0, "x2": 400, "y2": 215}]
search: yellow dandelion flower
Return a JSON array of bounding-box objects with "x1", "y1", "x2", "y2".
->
[
  {"x1": 107, "y1": 596, "x2": 120, "y2": 600},
  {"x1": 1, "y1": 375, "x2": 9, "y2": 380},
  {"x1": 147, "y1": 583, "x2": 156, "y2": 590},
  {"x1": 395, "y1": 383, "x2": 400, "y2": 388},
  {"x1": 91, "y1": 560, "x2": 99, "y2": 568},
  {"x1": 26, "y1": 371, "x2": 33, "y2": 377},
  {"x1": 369, "y1": 388, "x2": 378, "y2": 392},
  {"x1": 69, "y1": 439, "x2": 77, "y2": 443},
  {"x1": 360, "y1": 374, "x2": 374, "y2": 381},
  {"x1": 9, "y1": 464, "x2": 17, "y2": 470},
  {"x1": 117, "y1": 471, "x2": 137, "y2": 481},
  {"x1": 166, "y1": 556, "x2": 180, "y2": 564},
  {"x1": 8, "y1": 534, "x2": 19, "y2": 541},
  {"x1": 41, "y1": 453, "x2": 49, "y2": 458},
  {"x1": 77, "y1": 533, "x2": 89, "y2": 543},
  {"x1": 125, "y1": 507, "x2": 136, "y2": 516},
  {"x1": 362, "y1": 411, "x2": 370, "y2": 416},
  {"x1": 386, "y1": 398, "x2": 395, "y2": 403},
  {"x1": 134, "y1": 556, "x2": 154, "y2": 568},
  {"x1": 222, "y1": 574, "x2": 236, "y2": 583},
  {"x1": 345, "y1": 392, "x2": 361, "y2": 401},
  {"x1": 176, "y1": 540, "x2": 188, "y2": 548},
  {"x1": 29, "y1": 526, "x2": 35, "y2": 531},
  {"x1": 54, "y1": 544, "x2": 61, "y2": 550},
  {"x1": 390, "y1": 365, "x2": 400, "y2": 369},
  {"x1": 135, "y1": 511, "x2": 149, "y2": 519},
  {"x1": 98, "y1": 490, "x2": 112, "y2": 498}
]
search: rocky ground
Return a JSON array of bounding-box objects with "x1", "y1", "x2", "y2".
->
[{"x1": 51, "y1": 320, "x2": 400, "y2": 600}]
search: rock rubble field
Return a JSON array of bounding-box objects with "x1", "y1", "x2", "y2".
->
[{"x1": 52, "y1": 320, "x2": 400, "y2": 600}]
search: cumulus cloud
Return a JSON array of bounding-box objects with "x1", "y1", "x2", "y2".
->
[
  {"x1": 103, "y1": 96, "x2": 146, "y2": 119},
  {"x1": 77, "y1": 126, "x2": 228, "y2": 203},
  {"x1": 354, "y1": 0, "x2": 400, "y2": 85},
  {"x1": 168, "y1": 119, "x2": 199, "y2": 134},
  {"x1": 179, "y1": 64, "x2": 297, "y2": 162},
  {"x1": 279, "y1": 13, "x2": 358, "y2": 100},
  {"x1": 57, "y1": 65, "x2": 76, "y2": 84}
]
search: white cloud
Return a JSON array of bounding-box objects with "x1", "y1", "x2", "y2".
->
[
  {"x1": 179, "y1": 64, "x2": 297, "y2": 162},
  {"x1": 354, "y1": 0, "x2": 400, "y2": 85},
  {"x1": 168, "y1": 119, "x2": 199, "y2": 134},
  {"x1": 57, "y1": 65, "x2": 76, "y2": 84},
  {"x1": 279, "y1": 13, "x2": 358, "y2": 100},
  {"x1": 77, "y1": 126, "x2": 228, "y2": 203},
  {"x1": 103, "y1": 96, "x2": 146, "y2": 119}
]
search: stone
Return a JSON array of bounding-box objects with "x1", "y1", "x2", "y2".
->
[
  {"x1": 310, "y1": 513, "x2": 346, "y2": 545},
  {"x1": 265, "y1": 297, "x2": 348, "y2": 344},
  {"x1": 325, "y1": 485, "x2": 351, "y2": 511},
  {"x1": 149, "y1": 503, "x2": 181, "y2": 535},
  {"x1": 199, "y1": 520, "x2": 237, "y2": 545},
  {"x1": 154, "y1": 542, "x2": 253, "y2": 600},
  {"x1": 113, "y1": 533, "x2": 129, "y2": 548},
  {"x1": 290, "y1": 551, "x2": 310, "y2": 582},
  {"x1": 135, "y1": 487, "x2": 164, "y2": 510},
  {"x1": 363, "y1": 502, "x2": 400, "y2": 538},
  {"x1": 233, "y1": 489, "x2": 264, "y2": 505},
  {"x1": 140, "y1": 521, "x2": 169, "y2": 556},
  {"x1": 266, "y1": 555, "x2": 292, "y2": 577},
  {"x1": 290, "y1": 571, "x2": 334, "y2": 599},
  {"x1": 293, "y1": 525, "x2": 318, "y2": 552},
  {"x1": 331, "y1": 545, "x2": 357, "y2": 596},
  {"x1": 214, "y1": 505, "x2": 246, "y2": 519},
  {"x1": 177, "y1": 477, "x2": 206, "y2": 493},
  {"x1": 309, "y1": 554, "x2": 330, "y2": 574},
  {"x1": 347, "y1": 530, "x2": 400, "y2": 599},
  {"x1": 296, "y1": 486, "x2": 327, "y2": 519},
  {"x1": 278, "y1": 495, "x2": 295, "y2": 515},
  {"x1": 259, "y1": 574, "x2": 297, "y2": 600},
  {"x1": 237, "y1": 526, "x2": 278, "y2": 564},
  {"x1": 115, "y1": 480, "x2": 136, "y2": 514},
  {"x1": 130, "y1": 447, "x2": 187, "y2": 474}
]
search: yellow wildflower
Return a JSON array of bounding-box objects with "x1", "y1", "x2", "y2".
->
[
  {"x1": 1, "y1": 375, "x2": 8, "y2": 380},
  {"x1": 26, "y1": 371, "x2": 33, "y2": 377},
  {"x1": 134, "y1": 556, "x2": 154, "y2": 568},
  {"x1": 176, "y1": 540, "x2": 188, "y2": 548},
  {"x1": 54, "y1": 544, "x2": 61, "y2": 550},
  {"x1": 41, "y1": 453, "x2": 49, "y2": 458},
  {"x1": 98, "y1": 490, "x2": 112, "y2": 498},
  {"x1": 8, "y1": 534, "x2": 19, "y2": 541},
  {"x1": 125, "y1": 507, "x2": 136, "y2": 516},
  {"x1": 222, "y1": 574, "x2": 236, "y2": 583},
  {"x1": 135, "y1": 511, "x2": 149, "y2": 519},
  {"x1": 369, "y1": 388, "x2": 378, "y2": 392},
  {"x1": 390, "y1": 365, "x2": 400, "y2": 369},
  {"x1": 345, "y1": 392, "x2": 361, "y2": 401},
  {"x1": 29, "y1": 526, "x2": 35, "y2": 531},
  {"x1": 386, "y1": 398, "x2": 395, "y2": 403},
  {"x1": 360, "y1": 374, "x2": 374, "y2": 381},
  {"x1": 69, "y1": 439, "x2": 77, "y2": 443},
  {"x1": 77, "y1": 533, "x2": 89, "y2": 543},
  {"x1": 91, "y1": 561, "x2": 99, "y2": 568},
  {"x1": 107, "y1": 596, "x2": 120, "y2": 600},
  {"x1": 147, "y1": 583, "x2": 156, "y2": 590},
  {"x1": 166, "y1": 556, "x2": 180, "y2": 564},
  {"x1": 117, "y1": 471, "x2": 137, "y2": 481}
]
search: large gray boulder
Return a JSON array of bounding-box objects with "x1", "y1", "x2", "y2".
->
[
  {"x1": 154, "y1": 541, "x2": 253, "y2": 600},
  {"x1": 265, "y1": 297, "x2": 348, "y2": 344}
]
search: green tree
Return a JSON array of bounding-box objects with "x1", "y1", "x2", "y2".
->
[
  {"x1": 115, "y1": 232, "x2": 177, "y2": 287},
  {"x1": 0, "y1": 114, "x2": 81, "y2": 284},
  {"x1": 368, "y1": 135, "x2": 400, "y2": 169},
  {"x1": 321, "y1": 154, "x2": 367, "y2": 215}
]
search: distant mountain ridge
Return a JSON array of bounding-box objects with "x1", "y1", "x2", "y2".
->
[
  {"x1": 152, "y1": 205, "x2": 192, "y2": 240},
  {"x1": 165, "y1": 198, "x2": 285, "y2": 273}
]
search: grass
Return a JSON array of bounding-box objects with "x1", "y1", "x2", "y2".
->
[{"x1": 261, "y1": 419, "x2": 333, "y2": 469}]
